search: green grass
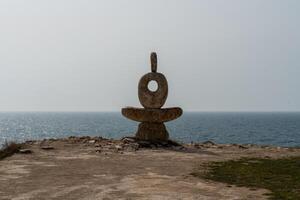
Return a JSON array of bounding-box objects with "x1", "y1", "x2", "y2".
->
[
  {"x1": 0, "y1": 142, "x2": 21, "y2": 160},
  {"x1": 192, "y1": 157, "x2": 300, "y2": 200}
]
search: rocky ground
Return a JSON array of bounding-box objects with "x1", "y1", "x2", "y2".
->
[{"x1": 0, "y1": 136, "x2": 300, "y2": 200}]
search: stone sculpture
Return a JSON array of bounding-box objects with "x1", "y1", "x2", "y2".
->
[{"x1": 122, "y1": 52, "x2": 182, "y2": 141}]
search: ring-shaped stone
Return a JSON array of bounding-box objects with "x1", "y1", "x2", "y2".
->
[{"x1": 138, "y1": 72, "x2": 168, "y2": 109}]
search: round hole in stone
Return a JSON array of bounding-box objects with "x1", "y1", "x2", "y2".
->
[{"x1": 148, "y1": 80, "x2": 158, "y2": 92}]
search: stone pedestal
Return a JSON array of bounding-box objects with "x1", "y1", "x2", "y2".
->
[
  {"x1": 122, "y1": 107, "x2": 182, "y2": 141},
  {"x1": 136, "y1": 122, "x2": 168, "y2": 141},
  {"x1": 122, "y1": 52, "x2": 182, "y2": 141}
]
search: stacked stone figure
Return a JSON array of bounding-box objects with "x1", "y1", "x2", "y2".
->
[{"x1": 122, "y1": 52, "x2": 182, "y2": 141}]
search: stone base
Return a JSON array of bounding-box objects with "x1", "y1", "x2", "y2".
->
[{"x1": 135, "y1": 122, "x2": 169, "y2": 141}]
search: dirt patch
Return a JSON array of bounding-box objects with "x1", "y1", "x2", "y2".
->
[{"x1": 0, "y1": 137, "x2": 299, "y2": 200}]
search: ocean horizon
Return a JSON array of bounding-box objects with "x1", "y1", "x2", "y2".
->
[{"x1": 0, "y1": 111, "x2": 300, "y2": 148}]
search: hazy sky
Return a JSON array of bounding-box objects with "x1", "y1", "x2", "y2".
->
[{"x1": 0, "y1": 0, "x2": 299, "y2": 111}]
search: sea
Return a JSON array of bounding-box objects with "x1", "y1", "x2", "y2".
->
[{"x1": 0, "y1": 112, "x2": 299, "y2": 148}]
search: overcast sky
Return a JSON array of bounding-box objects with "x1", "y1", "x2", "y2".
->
[{"x1": 0, "y1": 0, "x2": 299, "y2": 112}]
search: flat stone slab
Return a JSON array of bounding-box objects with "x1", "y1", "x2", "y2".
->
[{"x1": 122, "y1": 107, "x2": 182, "y2": 123}]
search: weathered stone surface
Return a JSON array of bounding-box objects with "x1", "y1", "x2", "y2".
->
[
  {"x1": 40, "y1": 146, "x2": 54, "y2": 150},
  {"x1": 18, "y1": 149, "x2": 32, "y2": 154},
  {"x1": 122, "y1": 52, "x2": 182, "y2": 141},
  {"x1": 136, "y1": 122, "x2": 169, "y2": 141},
  {"x1": 122, "y1": 107, "x2": 182, "y2": 123},
  {"x1": 138, "y1": 72, "x2": 168, "y2": 109},
  {"x1": 150, "y1": 52, "x2": 157, "y2": 72}
]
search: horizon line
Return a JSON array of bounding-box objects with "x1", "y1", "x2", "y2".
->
[{"x1": 0, "y1": 110, "x2": 299, "y2": 113}]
